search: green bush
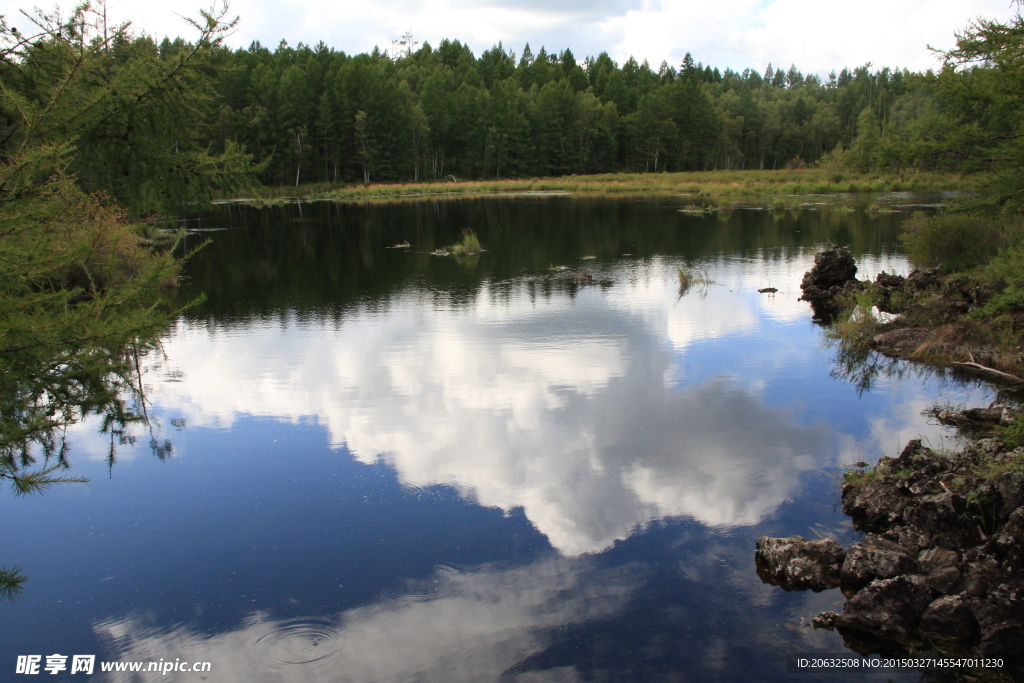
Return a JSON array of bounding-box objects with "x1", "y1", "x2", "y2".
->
[
  {"x1": 449, "y1": 230, "x2": 483, "y2": 257},
  {"x1": 999, "y1": 418, "x2": 1024, "y2": 449},
  {"x1": 900, "y1": 212, "x2": 1011, "y2": 273},
  {"x1": 976, "y1": 241, "x2": 1024, "y2": 314}
]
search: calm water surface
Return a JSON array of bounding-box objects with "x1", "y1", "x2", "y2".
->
[{"x1": 2, "y1": 195, "x2": 995, "y2": 681}]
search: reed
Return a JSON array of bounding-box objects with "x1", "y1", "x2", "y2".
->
[{"x1": 226, "y1": 169, "x2": 966, "y2": 204}]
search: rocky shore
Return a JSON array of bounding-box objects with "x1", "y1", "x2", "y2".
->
[
  {"x1": 757, "y1": 433, "x2": 1023, "y2": 663},
  {"x1": 757, "y1": 247, "x2": 1024, "y2": 678}
]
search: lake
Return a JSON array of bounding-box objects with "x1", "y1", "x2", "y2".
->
[{"x1": 1, "y1": 193, "x2": 994, "y2": 681}]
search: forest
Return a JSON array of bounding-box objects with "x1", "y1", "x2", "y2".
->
[
  {"x1": 205, "y1": 39, "x2": 951, "y2": 187},
  {"x1": 2, "y1": 3, "x2": 1018, "y2": 205}
]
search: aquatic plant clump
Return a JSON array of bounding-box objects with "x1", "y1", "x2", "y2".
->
[
  {"x1": 432, "y1": 230, "x2": 484, "y2": 257},
  {"x1": 451, "y1": 231, "x2": 483, "y2": 257},
  {"x1": 677, "y1": 268, "x2": 714, "y2": 297}
]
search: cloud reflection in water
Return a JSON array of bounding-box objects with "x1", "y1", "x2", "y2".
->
[
  {"x1": 94, "y1": 558, "x2": 640, "y2": 682},
  {"x1": 147, "y1": 263, "x2": 835, "y2": 554}
]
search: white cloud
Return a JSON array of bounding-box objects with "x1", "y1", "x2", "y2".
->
[{"x1": 1, "y1": 0, "x2": 1017, "y2": 74}]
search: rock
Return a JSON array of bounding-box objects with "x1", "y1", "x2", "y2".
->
[
  {"x1": 902, "y1": 494, "x2": 980, "y2": 551},
  {"x1": 906, "y1": 268, "x2": 939, "y2": 291},
  {"x1": 919, "y1": 595, "x2": 981, "y2": 644},
  {"x1": 985, "y1": 579, "x2": 1024, "y2": 619},
  {"x1": 992, "y1": 476, "x2": 1024, "y2": 524},
  {"x1": 924, "y1": 565, "x2": 961, "y2": 594},
  {"x1": 842, "y1": 478, "x2": 912, "y2": 528},
  {"x1": 798, "y1": 246, "x2": 860, "y2": 319},
  {"x1": 963, "y1": 555, "x2": 1001, "y2": 598},
  {"x1": 894, "y1": 438, "x2": 926, "y2": 463},
  {"x1": 880, "y1": 527, "x2": 932, "y2": 554},
  {"x1": 875, "y1": 271, "x2": 905, "y2": 290},
  {"x1": 976, "y1": 437, "x2": 1005, "y2": 455},
  {"x1": 871, "y1": 328, "x2": 933, "y2": 357},
  {"x1": 837, "y1": 574, "x2": 936, "y2": 639},
  {"x1": 990, "y1": 507, "x2": 1024, "y2": 566},
  {"x1": 811, "y1": 612, "x2": 840, "y2": 630},
  {"x1": 841, "y1": 534, "x2": 918, "y2": 588},
  {"x1": 756, "y1": 432, "x2": 1024, "y2": 663},
  {"x1": 803, "y1": 245, "x2": 858, "y2": 289},
  {"x1": 754, "y1": 536, "x2": 845, "y2": 591},
  {"x1": 979, "y1": 620, "x2": 1024, "y2": 657},
  {"x1": 874, "y1": 271, "x2": 906, "y2": 313},
  {"x1": 918, "y1": 547, "x2": 959, "y2": 573}
]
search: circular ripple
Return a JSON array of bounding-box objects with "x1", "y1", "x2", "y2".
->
[
  {"x1": 252, "y1": 619, "x2": 339, "y2": 667},
  {"x1": 384, "y1": 565, "x2": 462, "y2": 602},
  {"x1": 96, "y1": 565, "x2": 128, "y2": 581}
]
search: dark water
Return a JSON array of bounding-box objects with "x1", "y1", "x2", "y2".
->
[{"x1": 1, "y1": 194, "x2": 994, "y2": 681}]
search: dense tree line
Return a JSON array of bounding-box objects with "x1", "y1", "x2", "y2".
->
[
  {"x1": 5, "y1": 3, "x2": 1013, "y2": 194},
  {"x1": 195, "y1": 37, "x2": 975, "y2": 186}
]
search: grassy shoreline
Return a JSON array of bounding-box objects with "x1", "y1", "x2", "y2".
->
[{"x1": 225, "y1": 169, "x2": 967, "y2": 205}]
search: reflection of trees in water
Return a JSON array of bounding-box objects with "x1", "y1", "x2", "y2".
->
[
  {"x1": 825, "y1": 331, "x2": 993, "y2": 398},
  {"x1": 181, "y1": 197, "x2": 910, "y2": 321},
  {"x1": 0, "y1": 338, "x2": 165, "y2": 600}
]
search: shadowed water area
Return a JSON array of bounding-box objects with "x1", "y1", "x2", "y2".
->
[{"x1": 1, "y1": 194, "x2": 998, "y2": 681}]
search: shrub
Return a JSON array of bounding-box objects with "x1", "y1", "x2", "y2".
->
[
  {"x1": 900, "y1": 212, "x2": 1010, "y2": 273},
  {"x1": 976, "y1": 238, "x2": 1024, "y2": 313}
]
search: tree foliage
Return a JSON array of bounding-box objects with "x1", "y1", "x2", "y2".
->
[
  {"x1": 200, "y1": 27, "x2": 1008, "y2": 184},
  {"x1": 935, "y1": 0, "x2": 1024, "y2": 212},
  {"x1": 0, "y1": 1, "x2": 259, "y2": 217},
  {"x1": 0, "y1": 3, "x2": 256, "y2": 598}
]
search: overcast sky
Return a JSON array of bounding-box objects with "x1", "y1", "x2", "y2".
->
[{"x1": 1, "y1": 0, "x2": 1019, "y2": 75}]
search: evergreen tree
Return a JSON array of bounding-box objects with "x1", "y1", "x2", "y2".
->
[
  {"x1": 936, "y1": 0, "x2": 1024, "y2": 211},
  {"x1": 0, "y1": 4, "x2": 258, "y2": 217}
]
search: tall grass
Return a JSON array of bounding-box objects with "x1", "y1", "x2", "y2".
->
[
  {"x1": 450, "y1": 230, "x2": 482, "y2": 257},
  {"x1": 224, "y1": 169, "x2": 965, "y2": 204},
  {"x1": 432, "y1": 229, "x2": 484, "y2": 257},
  {"x1": 677, "y1": 267, "x2": 714, "y2": 297}
]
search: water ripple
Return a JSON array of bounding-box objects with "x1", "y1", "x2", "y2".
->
[
  {"x1": 251, "y1": 618, "x2": 340, "y2": 667},
  {"x1": 384, "y1": 565, "x2": 462, "y2": 602}
]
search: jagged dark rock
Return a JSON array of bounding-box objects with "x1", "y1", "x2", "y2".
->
[
  {"x1": 754, "y1": 536, "x2": 845, "y2": 591},
  {"x1": 786, "y1": 249, "x2": 1024, "y2": 669},
  {"x1": 760, "y1": 434, "x2": 1024, "y2": 673},
  {"x1": 906, "y1": 268, "x2": 940, "y2": 291},
  {"x1": 840, "y1": 534, "x2": 917, "y2": 588},
  {"x1": 840, "y1": 475, "x2": 912, "y2": 528},
  {"x1": 836, "y1": 574, "x2": 936, "y2": 639},
  {"x1": 811, "y1": 611, "x2": 841, "y2": 629},
  {"x1": 874, "y1": 271, "x2": 906, "y2": 313},
  {"x1": 803, "y1": 245, "x2": 858, "y2": 288},
  {"x1": 798, "y1": 246, "x2": 861, "y2": 319},
  {"x1": 919, "y1": 595, "x2": 981, "y2": 644}
]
